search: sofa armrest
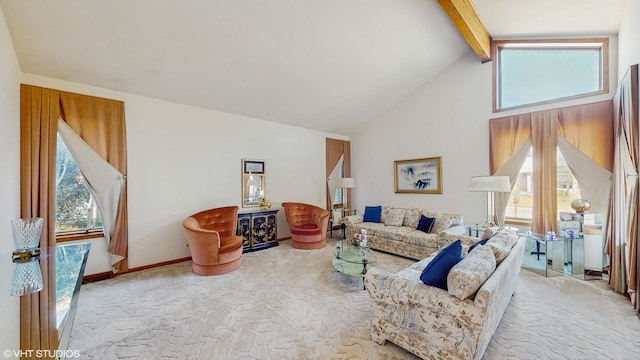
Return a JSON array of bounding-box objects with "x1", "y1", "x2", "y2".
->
[
  {"x1": 342, "y1": 214, "x2": 363, "y2": 226},
  {"x1": 440, "y1": 225, "x2": 466, "y2": 236},
  {"x1": 439, "y1": 232, "x2": 479, "y2": 247},
  {"x1": 365, "y1": 267, "x2": 484, "y2": 324}
]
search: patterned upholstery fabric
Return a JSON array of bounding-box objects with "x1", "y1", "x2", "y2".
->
[
  {"x1": 486, "y1": 231, "x2": 517, "y2": 264},
  {"x1": 365, "y1": 237, "x2": 526, "y2": 360},
  {"x1": 383, "y1": 208, "x2": 405, "y2": 226},
  {"x1": 447, "y1": 245, "x2": 496, "y2": 300},
  {"x1": 343, "y1": 208, "x2": 466, "y2": 260},
  {"x1": 481, "y1": 226, "x2": 499, "y2": 240},
  {"x1": 402, "y1": 208, "x2": 422, "y2": 228}
]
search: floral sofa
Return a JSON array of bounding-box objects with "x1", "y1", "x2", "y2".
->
[
  {"x1": 343, "y1": 206, "x2": 466, "y2": 260},
  {"x1": 364, "y1": 230, "x2": 525, "y2": 360}
]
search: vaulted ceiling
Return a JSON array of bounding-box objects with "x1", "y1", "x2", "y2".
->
[{"x1": 0, "y1": 0, "x2": 628, "y2": 135}]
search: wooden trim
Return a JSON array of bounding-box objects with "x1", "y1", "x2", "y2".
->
[
  {"x1": 126, "y1": 256, "x2": 192, "y2": 273},
  {"x1": 82, "y1": 271, "x2": 114, "y2": 283},
  {"x1": 438, "y1": 0, "x2": 492, "y2": 62},
  {"x1": 82, "y1": 256, "x2": 192, "y2": 283},
  {"x1": 278, "y1": 236, "x2": 291, "y2": 242},
  {"x1": 492, "y1": 38, "x2": 610, "y2": 113},
  {"x1": 56, "y1": 229, "x2": 105, "y2": 242}
]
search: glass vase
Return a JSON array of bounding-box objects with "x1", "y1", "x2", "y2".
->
[
  {"x1": 12, "y1": 217, "x2": 43, "y2": 251},
  {"x1": 11, "y1": 261, "x2": 44, "y2": 296}
]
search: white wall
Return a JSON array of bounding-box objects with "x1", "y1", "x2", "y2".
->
[
  {"x1": 617, "y1": 0, "x2": 640, "y2": 80},
  {"x1": 350, "y1": 38, "x2": 617, "y2": 272},
  {"x1": 22, "y1": 74, "x2": 346, "y2": 273},
  {"x1": 0, "y1": 5, "x2": 22, "y2": 356}
]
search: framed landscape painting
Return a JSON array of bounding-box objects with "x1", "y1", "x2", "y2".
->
[{"x1": 394, "y1": 157, "x2": 442, "y2": 194}]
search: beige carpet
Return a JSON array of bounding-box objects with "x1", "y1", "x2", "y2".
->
[{"x1": 69, "y1": 238, "x2": 640, "y2": 359}]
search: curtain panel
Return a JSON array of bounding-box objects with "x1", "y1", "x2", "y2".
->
[
  {"x1": 20, "y1": 84, "x2": 128, "y2": 354},
  {"x1": 325, "y1": 138, "x2": 351, "y2": 210},
  {"x1": 57, "y1": 119, "x2": 126, "y2": 267},
  {"x1": 20, "y1": 85, "x2": 60, "y2": 357},
  {"x1": 57, "y1": 91, "x2": 128, "y2": 272},
  {"x1": 607, "y1": 64, "x2": 639, "y2": 308},
  {"x1": 490, "y1": 101, "x2": 614, "y2": 235}
]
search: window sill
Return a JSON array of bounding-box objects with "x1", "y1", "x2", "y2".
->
[{"x1": 56, "y1": 229, "x2": 105, "y2": 243}]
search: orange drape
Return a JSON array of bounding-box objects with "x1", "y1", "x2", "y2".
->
[
  {"x1": 19, "y1": 85, "x2": 60, "y2": 357},
  {"x1": 20, "y1": 84, "x2": 128, "y2": 355},
  {"x1": 490, "y1": 101, "x2": 614, "y2": 235},
  {"x1": 607, "y1": 65, "x2": 639, "y2": 305},
  {"x1": 557, "y1": 101, "x2": 615, "y2": 172},
  {"x1": 325, "y1": 138, "x2": 351, "y2": 210},
  {"x1": 58, "y1": 92, "x2": 128, "y2": 272},
  {"x1": 489, "y1": 113, "x2": 531, "y2": 174},
  {"x1": 531, "y1": 111, "x2": 559, "y2": 234}
]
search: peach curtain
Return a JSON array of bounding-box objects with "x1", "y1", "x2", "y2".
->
[
  {"x1": 531, "y1": 111, "x2": 559, "y2": 234},
  {"x1": 325, "y1": 138, "x2": 351, "y2": 210},
  {"x1": 490, "y1": 101, "x2": 614, "y2": 235},
  {"x1": 490, "y1": 114, "x2": 532, "y2": 227},
  {"x1": 20, "y1": 85, "x2": 128, "y2": 354},
  {"x1": 57, "y1": 91, "x2": 128, "y2": 272},
  {"x1": 489, "y1": 113, "x2": 531, "y2": 174},
  {"x1": 557, "y1": 101, "x2": 615, "y2": 172},
  {"x1": 19, "y1": 85, "x2": 60, "y2": 357},
  {"x1": 608, "y1": 65, "x2": 639, "y2": 306}
]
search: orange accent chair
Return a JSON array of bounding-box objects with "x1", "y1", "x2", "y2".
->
[
  {"x1": 282, "y1": 202, "x2": 330, "y2": 249},
  {"x1": 183, "y1": 206, "x2": 243, "y2": 275}
]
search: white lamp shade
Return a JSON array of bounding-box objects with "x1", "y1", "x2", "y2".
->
[
  {"x1": 328, "y1": 177, "x2": 356, "y2": 189},
  {"x1": 469, "y1": 176, "x2": 511, "y2": 192}
]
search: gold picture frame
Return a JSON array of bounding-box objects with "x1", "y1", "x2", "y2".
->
[
  {"x1": 394, "y1": 157, "x2": 442, "y2": 194},
  {"x1": 241, "y1": 159, "x2": 266, "y2": 208}
]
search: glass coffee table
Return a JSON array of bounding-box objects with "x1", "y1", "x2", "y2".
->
[{"x1": 332, "y1": 240, "x2": 377, "y2": 289}]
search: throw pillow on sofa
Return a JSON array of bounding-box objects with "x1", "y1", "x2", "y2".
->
[
  {"x1": 363, "y1": 206, "x2": 382, "y2": 223},
  {"x1": 468, "y1": 238, "x2": 489, "y2": 252},
  {"x1": 383, "y1": 208, "x2": 405, "y2": 226},
  {"x1": 431, "y1": 214, "x2": 455, "y2": 233},
  {"x1": 402, "y1": 208, "x2": 422, "y2": 228},
  {"x1": 447, "y1": 244, "x2": 496, "y2": 300},
  {"x1": 420, "y1": 239, "x2": 463, "y2": 290},
  {"x1": 416, "y1": 215, "x2": 436, "y2": 233},
  {"x1": 486, "y1": 232, "x2": 514, "y2": 264}
]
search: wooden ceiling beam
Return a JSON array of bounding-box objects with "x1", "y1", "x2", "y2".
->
[{"x1": 438, "y1": 0, "x2": 492, "y2": 63}]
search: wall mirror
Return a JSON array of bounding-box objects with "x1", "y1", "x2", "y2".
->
[{"x1": 242, "y1": 159, "x2": 266, "y2": 208}]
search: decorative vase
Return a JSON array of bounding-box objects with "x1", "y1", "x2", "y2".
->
[
  {"x1": 10, "y1": 217, "x2": 44, "y2": 296},
  {"x1": 12, "y1": 218, "x2": 43, "y2": 251},
  {"x1": 570, "y1": 199, "x2": 591, "y2": 212},
  {"x1": 11, "y1": 261, "x2": 44, "y2": 296}
]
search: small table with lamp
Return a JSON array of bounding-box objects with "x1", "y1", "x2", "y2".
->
[{"x1": 330, "y1": 208, "x2": 358, "y2": 239}]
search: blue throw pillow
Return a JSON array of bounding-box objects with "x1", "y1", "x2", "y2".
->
[
  {"x1": 416, "y1": 215, "x2": 436, "y2": 233},
  {"x1": 469, "y1": 238, "x2": 489, "y2": 252},
  {"x1": 420, "y1": 240, "x2": 463, "y2": 290},
  {"x1": 363, "y1": 206, "x2": 382, "y2": 223}
]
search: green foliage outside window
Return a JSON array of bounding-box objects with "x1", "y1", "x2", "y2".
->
[{"x1": 56, "y1": 135, "x2": 103, "y2": 233}]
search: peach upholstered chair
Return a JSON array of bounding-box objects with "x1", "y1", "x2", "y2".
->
[
  {"x1": 282, "y1": 202, "x2": 330, "y2": 249},
  {"x1": 183, "y1": 206, "x2": 243, "y2": 275}
]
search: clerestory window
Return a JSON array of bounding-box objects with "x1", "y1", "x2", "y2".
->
[{"x1": 493, "y1": 38, "x2": 609, "y2": 112}]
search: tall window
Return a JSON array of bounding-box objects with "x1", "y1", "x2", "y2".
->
[
  {"x1": 493, "y1": 39, "x2": 609, "y2": 112},
  {"x1": 56, "y1": 134, "x2": 103, "y2": 235},
  {"x1": 505, "y1": 147, "x2": 600, "y2": 226},
  {"x1": 332, "y1": 164, "x2": 345, "y2": 207}
]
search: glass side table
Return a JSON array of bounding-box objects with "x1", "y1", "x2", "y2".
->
[
  {"x1": 2, "y1": 241, "x2": 91, "y2": 351},
  {"x1": 518, "y1": 233, "x2": 562, "y2": 278},
  {"x1": 518, "y1": 232, "x2": 591, "y2": 280},
  {"x1": 330, "y1": 209, "x2": 358, "y2": 239}
]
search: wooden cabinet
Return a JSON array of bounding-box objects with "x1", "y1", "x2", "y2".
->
[{"x1": 238, "y1": 209, "x2": 279, "y2": 252}]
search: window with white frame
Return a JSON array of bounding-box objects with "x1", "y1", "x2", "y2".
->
[{"x1": 493, "y1": 39, "x2": 608, "y2": 112}]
